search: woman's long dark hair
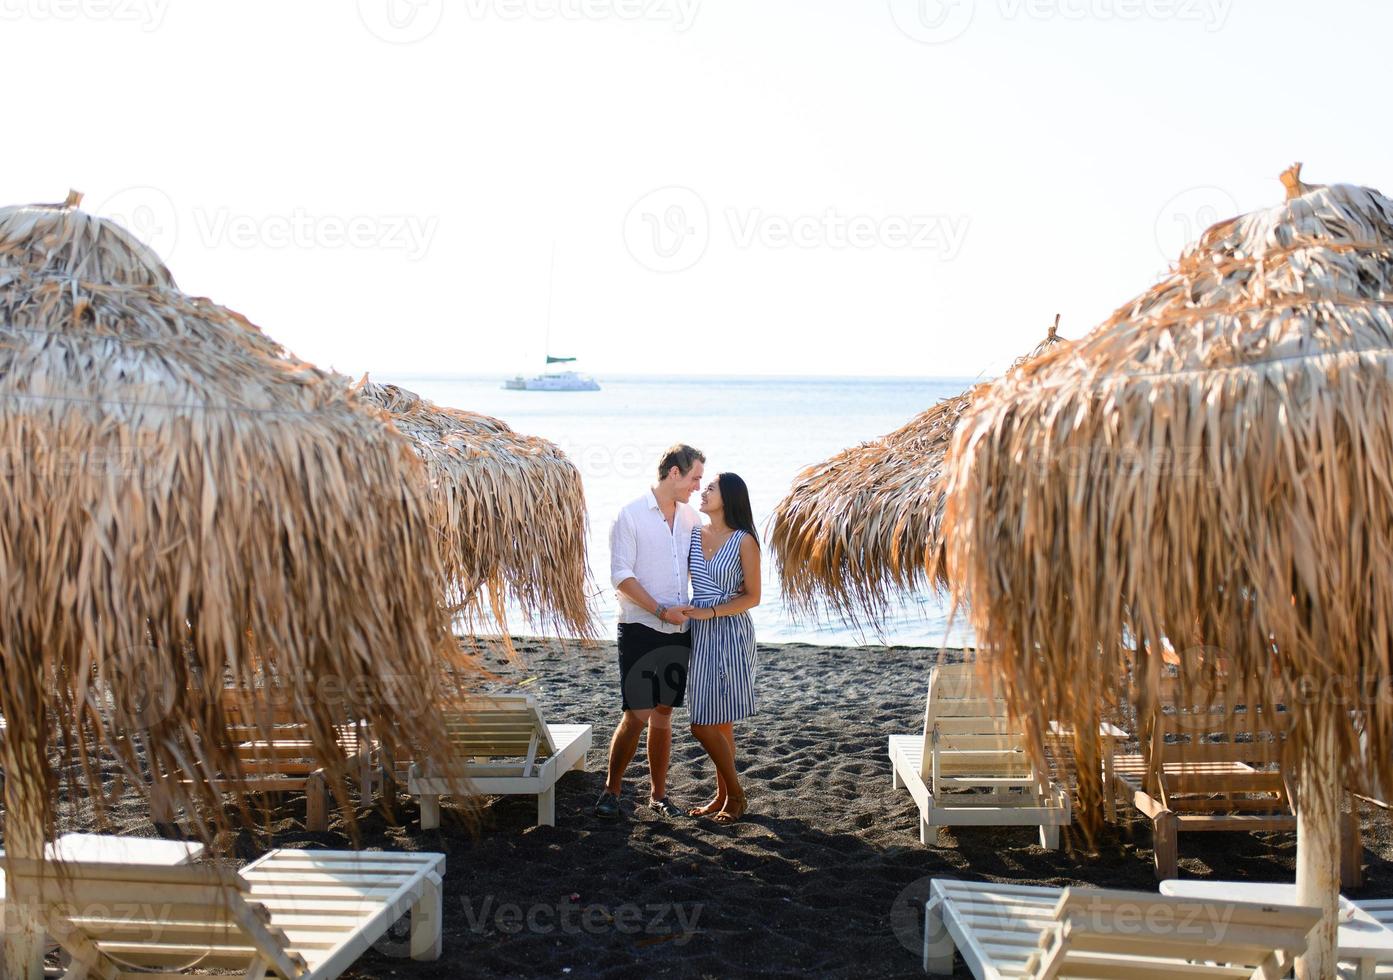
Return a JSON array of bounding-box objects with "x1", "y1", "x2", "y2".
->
[{"x1": 717, "y1": 472, "x2": 759, "y2": 546}]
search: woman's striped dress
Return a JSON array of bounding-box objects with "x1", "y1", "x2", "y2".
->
[{"x1": 687, "y1": 528, "x2": 757, "y2": 725}]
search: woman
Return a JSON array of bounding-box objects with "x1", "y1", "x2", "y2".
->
[{"x1": 681, "y1": 472, "x2": 760, "y2": 823}]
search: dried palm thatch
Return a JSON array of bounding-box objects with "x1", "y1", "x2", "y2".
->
[
  {"x1": 354, "y1": 377, "x2": 593, "y2": 638},
  {"x1": 0, "y1": 193, "x2": 467, "y2": 973},
  {"x1": 769, "y1": 321, "x2": 1065, "y2": 626},
  {"x1": 942, "y1": 165, "x2": 1393, "y2": 976}
]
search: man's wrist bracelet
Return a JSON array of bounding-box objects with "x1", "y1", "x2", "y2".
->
[{"x1": 655, "y1": 604, "x2": 667, "y2": 618}]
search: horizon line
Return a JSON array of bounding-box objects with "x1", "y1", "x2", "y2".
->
[{"x1": 372, "y1": 370, "x2": 987, "y2": 383}]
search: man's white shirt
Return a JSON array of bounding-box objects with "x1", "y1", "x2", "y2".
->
[{"x1": 610, "y1": 490, "x2": 703, "y2": 634}]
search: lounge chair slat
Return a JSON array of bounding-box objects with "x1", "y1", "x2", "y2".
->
[
  {"x1": 960, "y1": 913, "x2": 1056, "y2": 930},
  {"x1": 249, "y1": 898, "x2": 391, "y2": 915},
  {"x1": 9, "y1": 860, "x2": 238, "y2": 886},
  {"x1": 89, "y1": 941, "x2": 264, "y2": 967},
  {"x1": 1166, "y1": 798, "x2": 1289, "y2": 813},
  {"x1": 937, "y1": 882, "x2": 1061, "y2": 899},
  {"x1": 1038, "y1": 953, "x2": 1253, "y2": 977},
  {"x1": 243, "y1": 860, "x2": 426, "y2": 873},
  {"x1": 244, "y1": 861, "x2": 429, "y2": 876},
  {"x1": 69, "y1": 917, "x2": 249, "y2": 939},
  {"x1": 256, "y1": 913, "x2": 368, "y2": 929},
  {"x1": 243, "y1": 885, "x2": 402, "y2": 901},
  {"x1": 931, "y1": 718, "x2": 1019, "y2": 735},
  {"x1": 1158, "y1": 743, "x2": 1283, "y2": 764},
  {"x1": 1171, "y1": 814, "x2": 1297, "y2": 830},
  {"x1": 936, "y1": 734, "x2": 1026, "y2": 749},
  {"x1": 249, "y1": 850, "x2": 439, "y2": 865},
  {"x1": 1161, "y1": 771, "x2": 1284, "y2": 792},
  {"x1": 947, "y1": 902, "x2": 1054, "y2": 919}
]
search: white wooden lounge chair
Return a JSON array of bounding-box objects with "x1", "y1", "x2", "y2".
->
[
  {"x1": 153, "y1": 686, "x2": 373, "y2": 832},
  {"x1": 1107, "y1": 674, "x2": 1369, "y2": 882},
  {"x1": 924, "y1": 878, "x2": 1321, "y2": 978},
  {"x1": 1343, "y1": 897, "x2": 1393, "y2": 979},
  {"x1": 1156, "y1": 880, "x2": 1393, "y2": 979},
  {"x1": 0, "y1": 833, "x2": 204, "y2": 939},
  {"x1": 889, "y1": 664, "x2": 1070, "y2": 848},
  {"x1": 12, "y1": 848, "x2": 446, "y2": 978},
  {"x1": 405, "y1": 694, "x2": 591, "y2": 828},
  {"x1": 1346, "y1": 729, "x2": 1392, "y2": 889}
]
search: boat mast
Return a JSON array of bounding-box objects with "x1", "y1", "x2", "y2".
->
[{"x1": 544, "y1": 243, "x2": 555, "y2": 364}]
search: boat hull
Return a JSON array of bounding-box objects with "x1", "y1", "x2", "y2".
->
[{"x1": 503, "y1": 371, "x2": 600, "y2": 392}]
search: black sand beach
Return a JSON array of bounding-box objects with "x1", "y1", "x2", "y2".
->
[{"x1": 44, "y1": 638, "x2": 1393, "y2": 979}]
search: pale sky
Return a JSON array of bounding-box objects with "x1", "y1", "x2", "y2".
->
[{"x1": 4, "y1": 0, "x2": 1388, "y2": 377}]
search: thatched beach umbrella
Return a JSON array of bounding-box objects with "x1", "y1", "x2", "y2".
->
[
  {"x1": 0, "y1": 194, "x2": 465, "y2": 975},
  {"x1": 942, "y1": 165, "x2": 1393, "y2": 976},
  {"x1": 769, "y1": 322, "x2": 1064, "y2": 625},
  {"x1": 354, "y1": 377, "x2": 593, "y2": 638}
]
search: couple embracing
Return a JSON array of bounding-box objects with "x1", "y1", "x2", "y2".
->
[{"x1": 594, "y1": 444, "x2": 759, "y2": 824}]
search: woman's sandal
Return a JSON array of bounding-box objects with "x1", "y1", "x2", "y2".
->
[{"x1": 712, "y1": 793, "x2": 746, "y2": 824}]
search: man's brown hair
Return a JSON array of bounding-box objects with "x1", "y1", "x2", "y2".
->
[{"x1": 657, "y1": 443, "x2": 705, "y2": 481}]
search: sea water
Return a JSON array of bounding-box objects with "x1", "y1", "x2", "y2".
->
[{"x1": 385, "y1": 373, "x2": 977, "y2": 648}]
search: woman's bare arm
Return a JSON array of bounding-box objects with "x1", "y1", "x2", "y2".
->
[{"x1": 688, "y1": 537, "x2": 761, "y2": 619}]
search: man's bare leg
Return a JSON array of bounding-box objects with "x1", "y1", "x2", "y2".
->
[
  {"x1": 605, "y1": 708, "x2": 651, "y2": 796},
  {"x1": 647, "y1": 704, "x2": 674, "y2": 800}
]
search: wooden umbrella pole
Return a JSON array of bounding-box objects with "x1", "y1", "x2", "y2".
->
[
  {"x1": 1, "y1": 731, "x2": 45, "y2": 980},
  {"x1": 1295, "y1": 712, "x2": 1342, "y2": 979}
]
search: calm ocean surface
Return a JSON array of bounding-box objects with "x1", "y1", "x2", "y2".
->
[{"x1": 385, "y1": 373, "x2": 978, "y2": 648}]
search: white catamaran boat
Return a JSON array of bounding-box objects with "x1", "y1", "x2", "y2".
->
[
  {"x1": 503, "y1": 361, "x2": 601, "y2": 392},
  {"x1": 504, "y1": 247, "x2": 601, "y2": 391}
]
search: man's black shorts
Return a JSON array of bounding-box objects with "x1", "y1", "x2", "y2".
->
[{"x1": 618, "y1": 622, "x2": 691, "y2": 710}]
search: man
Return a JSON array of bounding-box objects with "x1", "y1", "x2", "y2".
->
[{"x1": 594, "y1": 443, "x2": 705, "y2": 819}]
